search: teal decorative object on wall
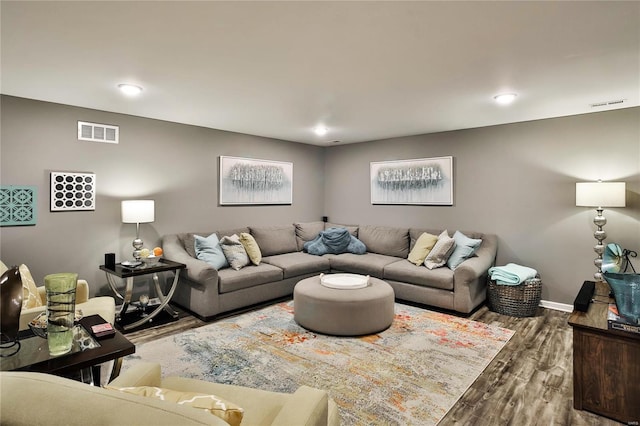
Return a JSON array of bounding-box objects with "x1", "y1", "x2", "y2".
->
[{"x1": 0, "y1": 185, "x2": 37, "y2": 226}]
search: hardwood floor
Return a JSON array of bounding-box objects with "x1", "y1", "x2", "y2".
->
[{"x1": 125, "y1": 303, "x2": 620, "y2": 425}]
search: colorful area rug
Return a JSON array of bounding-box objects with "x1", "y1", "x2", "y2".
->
[{"x1": 123, "y1": 302, "x2": 514, "y2": 425}]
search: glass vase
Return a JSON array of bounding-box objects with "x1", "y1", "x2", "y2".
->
[{"x1": 44, "y1": 273, "x2": 78, "y2": 356}]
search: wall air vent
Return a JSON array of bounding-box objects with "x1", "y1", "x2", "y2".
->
[
  {"x1": 589, "y1": 99, "x2": 627, "y2": 108},
  {"x1": 78, "y1": 121, "x2": 119, "y2": 144}
]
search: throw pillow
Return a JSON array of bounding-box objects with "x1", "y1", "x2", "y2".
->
[
  {"x1": 424, "y1": 230, "x2": 456, "y2": 270},
  {"x1": 220, "y1": 234, "x2": 250, "y2": 271},
  {"x1": 194, "y1": 233, "x2": 229, "y2": 270},
  {"x1": 239, "y1": 232, "x2": 262, "y2": 265},
  {"x1": 0, "y1": 260, "x2": 7, "y2": 275},
  {"x1": 105, "y1": 385, "x2": 244, "y2": 426},
  {"x1": 19, "y1": 264, "x2": 43, "y2": 309},
  {"x1": 446, "y1": 231, "x2": 483, "y2": 270},
  {"x1": 407, "y1": 232, "x2": 438, "y2": 266}
]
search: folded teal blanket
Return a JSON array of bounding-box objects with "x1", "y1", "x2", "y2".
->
[
  {"x1": 304, "y1": 227, "x2": 366, "y2": 256},
  {"x1": 488, "y1": 263, "x2": 537, "y2": 285}
]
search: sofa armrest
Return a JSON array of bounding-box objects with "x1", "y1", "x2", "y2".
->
[
  {"x1": 108, "y1": 362, "x2": 162, "y2": 388},
  {"x1": 270, "y1": 385, "x2": 329, "y2": 426},
  {"x1": 452, "y1": 233, "x2": 498, "y2": 313},
  {"x1": 163, "y1": 234, "x2": 219, "y2": 285}
]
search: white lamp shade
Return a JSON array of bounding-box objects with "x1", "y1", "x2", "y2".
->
[
  {"x1": 121, "y1": 200, "x2": 155, "y2": 223},
  {"x1": 576, "y1": 182, "x2": 626, "y2": 208}
]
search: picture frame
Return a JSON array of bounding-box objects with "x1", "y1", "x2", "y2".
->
[
  {"x1": 0, "y1": 185, "x2": 37, "y2": 226},
  {"x1": 370, "y1": 156, "x2": 453, "y2": 205},
  {"x1": 50, "y1": 172, "x2": 96, "y2": 211},
  {"x1": 219, "y1": 156, "x2": 293, "y2": 205}
]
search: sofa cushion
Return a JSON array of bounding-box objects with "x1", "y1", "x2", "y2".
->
[
  {"x1": 105, "y1": 385, "x2": 244, "y2": 426},
  {"x1": 194, "y1": 233, "x2": 229, "y2": 270},
  {"x1": 324, "y1": 222, "x2": 358, "y2": 237},
  {"x1": 294, "y1": 222, "x2": 325, "y2": 251},
  {"x1": 446, "y1": 231, "x2": 483, "y2": 270},
  {"x1": 218, "y1": 263, "x2": 283, "y2": 293},
  {"x1": 328, "y1": 252, "x2": 400, "y2": 279},
  {"x1": 384, "y1": 259, "x2": 454, "y2": 290},
  {"x1": 179, "y1": 232, "x2": 214, "y2": 259},
  {"x1": 358, "y1": 225, "x2": 409, "y2": 258},
  {"x1": 407, "y1": 232, "x2": 438, "y2": 266},
  {"x1": 424, "y1": 230, "x2": 456, "y2": 270},
  {"x1": 262, "y1": 252, "x2": 330, "y2": 279},
  {"x1": 250, "y1": 226, "x2": 298, "y2": 257},
  {"x1": 220, "y1": 235, "x2": 250, "y2": 271},
  {"x1": 239, "y1": 233, "x2": 262, "y2": 265}
]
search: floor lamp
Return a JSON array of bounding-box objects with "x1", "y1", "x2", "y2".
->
[
  {"x1": 121, "y1": 200, "x2": 155, "y2": 261},
  {"x1": 576, "y1": 181, "x2": 626, "y2": 281}
]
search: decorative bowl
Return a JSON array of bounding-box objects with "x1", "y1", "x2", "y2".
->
[
  {"x1": 603, "y1": 272, "x2": 640, "y2": 325},
  {"x1": 28, "y1": 310, "x2": 84, "y2": 338},
  {"x1": 141, "y1": 256, "x2": 161, "y2": 267}
]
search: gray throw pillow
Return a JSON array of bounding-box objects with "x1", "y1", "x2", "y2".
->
[
  {"x1": 424, "y1": 230, "x2": 456, "y2": 270},
  {"x1": 219, "y1": 234, "x2": 250, "y2": 271}
]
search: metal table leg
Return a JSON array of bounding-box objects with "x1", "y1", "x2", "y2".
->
[{"x1": 121, "y1": 270, "x2": 182, "y2": 331}]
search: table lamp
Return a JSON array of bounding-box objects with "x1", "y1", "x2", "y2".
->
[
  {"x1": 121, "y1": 200, "x2": 155, "y2": 261},
  {"x1": 576, "y1": 181, "x2": 626, "y2": 281}
]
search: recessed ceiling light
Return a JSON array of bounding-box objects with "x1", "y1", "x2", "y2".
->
[
  {"x1": 313, "y1": 125, "x2": 328, "y2": 136},
  {"x1": 118, "y1": 84, "x2": 143, "y2": 96},
  {"x1": 494, "y1": 93, "x2": 517, "y2": 105}
]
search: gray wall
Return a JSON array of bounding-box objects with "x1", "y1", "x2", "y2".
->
[
  {"x1": 0, "y1": 96, "x2": 325, "y2": 295},
  {"x1": 324, "y1": 108, "x2": 640, "y2": 305},
  {"x1": 2, "y1": 95, "x2": 638, "y2": 306}
]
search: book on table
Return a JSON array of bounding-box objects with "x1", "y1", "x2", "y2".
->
[{"x1": 607, "y1": 303, "x2": 640, "y2": 334}]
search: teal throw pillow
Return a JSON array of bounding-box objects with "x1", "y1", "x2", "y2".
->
[
  {"x1": 194, "y1": 233, "x2": 229, "y2": 270},
  {"x1": 446, "y1": 231, "x2": 482, "y2": 270}
]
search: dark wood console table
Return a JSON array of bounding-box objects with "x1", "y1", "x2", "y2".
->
[{"x1": 568, "y1": 280, "x2": 640, "y2": 424}]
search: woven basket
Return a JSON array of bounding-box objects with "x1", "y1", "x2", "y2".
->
[{"x1": 487, "y1": 277, "x2": 542, "y2": 317}]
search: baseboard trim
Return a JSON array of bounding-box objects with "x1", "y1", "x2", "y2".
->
[{"x1": 539, "y1": 300, "x2": 573, "y2": 313}]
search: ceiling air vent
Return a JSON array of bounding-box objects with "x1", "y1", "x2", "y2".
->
[
  {"x1": 590, "y1": 99, "x2": 627, "y2": 108},
  {"x1": 78, "y1": 121, "x2": 119, "y2": 144}
]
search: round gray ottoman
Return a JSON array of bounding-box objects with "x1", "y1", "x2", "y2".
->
[{"x1": 293, "y1": 275, "x2": 395, "y2": 336}]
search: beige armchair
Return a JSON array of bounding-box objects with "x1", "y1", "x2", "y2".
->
[
  {"x1": 19, "y1": 279, "x2": 116, "y2": 330},
  {"x1": 0, "y1": 362, "x2": 340, "y2": 425}
]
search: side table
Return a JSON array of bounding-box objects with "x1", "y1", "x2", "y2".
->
[
  {"x1": 100, "y1": 259, "x2": 186, "y2": 331},
  {"x1": 0, "y1": 314, "x2": 135, "y2": 384},
  {"x1": 568, "y1": 280, "x2": 640, "y2": 424}
]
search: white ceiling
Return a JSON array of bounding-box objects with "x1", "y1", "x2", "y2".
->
[{"x1": 1, "y1": 1, "x2": 639, "y2": 146}]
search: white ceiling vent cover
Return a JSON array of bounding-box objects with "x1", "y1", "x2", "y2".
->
[
  {"x1": 589, "y1": 99, "x2": 627, "y2": 108},
  {"x1": 78, "y1": 121, "x2": 119, "y2": 144}
]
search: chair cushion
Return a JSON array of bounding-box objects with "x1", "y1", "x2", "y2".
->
[
  {"x1": 262, "y1": 252, "x2": 330, "y2": 279},
  {"x1": 105, "y1": 385, "x2": 244, "y2": 426}
]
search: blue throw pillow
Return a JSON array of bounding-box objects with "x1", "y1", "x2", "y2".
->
[
  {"x1": 194, "y1": 233, "x2": 229, "y2": 270},
  {"x1": 446, "y1": 231, "x2": 482, "y2": 270}
]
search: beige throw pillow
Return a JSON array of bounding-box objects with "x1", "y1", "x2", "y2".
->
[
  {"x1": 424, "y1": 230, "x2": 456, "y2": 270},
  {"x1": 105, "y1": 385, "x2": 244, "y2": 426},
  {"x1": 19, "y1": 264, "x2": 43, "y2": 308},
  {"x1": 239, "y1": 233, "x2": 262, "y2": 265},
  {"x1": 407, "y1": 232, "x2": 438, "y2": 266}
]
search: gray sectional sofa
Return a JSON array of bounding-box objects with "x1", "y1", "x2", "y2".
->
[{"x1": 162, "y1": 222, "x2": 498, "y2": 321}]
